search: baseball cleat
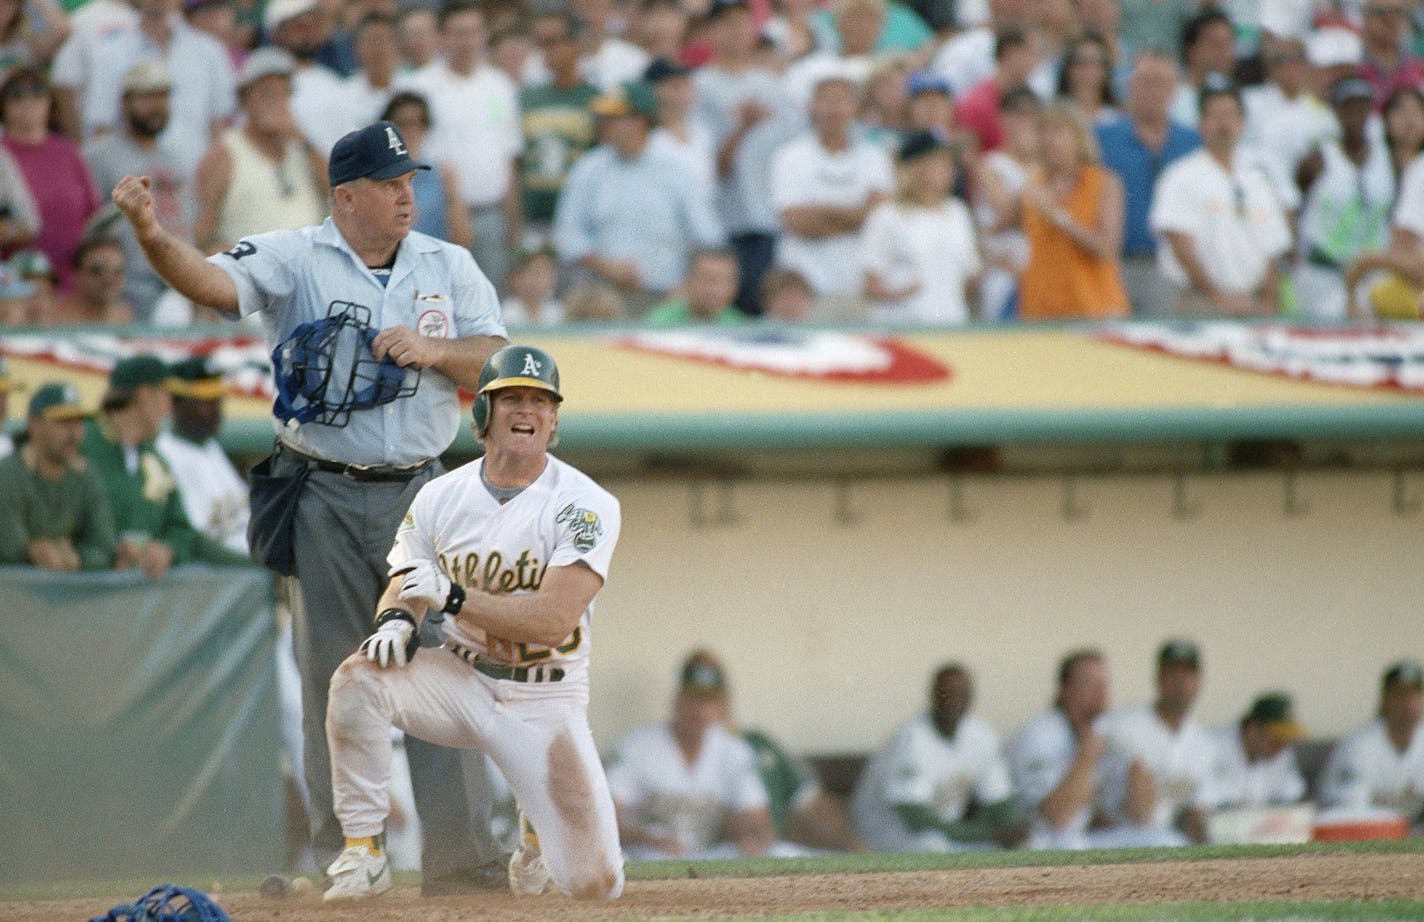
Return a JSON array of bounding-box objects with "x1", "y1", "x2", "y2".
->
[
  {"x1": 508, "y1": 847, "x2": 552, "y2": 896},
  {"x1": 323, "y1": 845, "x2": 392, "y2": 902}
]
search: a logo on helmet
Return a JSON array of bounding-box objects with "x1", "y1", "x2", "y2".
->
[
  {"x1": 555, "y1": 503, "x2": 602, "y2": 552},
  {"x1": 521, "y1": 353, "x2": 542, "y2": 377}
]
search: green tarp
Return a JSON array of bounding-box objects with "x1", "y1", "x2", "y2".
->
[{"x1": 0, "y1": 567, "x2": 283, "y2": 882}]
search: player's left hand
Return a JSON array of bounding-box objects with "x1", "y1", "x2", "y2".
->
[
  {"x1": 391, "y1": 559, "x2": 453, "y2": 613},
  {"x1": 372, "y1": 325, "x2": 442, "y2": 369},
  {"x1": 361, "y1": 617, "x2": 416, "y2": 668}
]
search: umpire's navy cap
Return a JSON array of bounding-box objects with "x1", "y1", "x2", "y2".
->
[{"x1": 328, "y1": 121, "x2": 431, "y2": 188}]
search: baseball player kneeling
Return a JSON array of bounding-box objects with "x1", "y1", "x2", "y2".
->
[{"x1": 323, "y1": 345, "x2": 624, "y2": 903}]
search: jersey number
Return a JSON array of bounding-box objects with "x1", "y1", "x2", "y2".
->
[{"x1": 517, "y1": 627, "x2": 581, "y2": 663}]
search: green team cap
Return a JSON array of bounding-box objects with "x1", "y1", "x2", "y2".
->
[{"x1": 28, "y1": 381, "x2": 89, "y2": 420}]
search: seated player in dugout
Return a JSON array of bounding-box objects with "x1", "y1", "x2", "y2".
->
[
  {"x1": 682, "y1": 649, "x2": 872, "y2": 853},
  {"x1": 851, "y1": 663, "x2": 1027, "y2": 852},
  {"x1": 604, "y1": 653, "x2": 778, "y2": 860}
]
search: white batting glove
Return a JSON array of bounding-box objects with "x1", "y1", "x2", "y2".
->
[
  {"x1": 361, "y1": 617, "x2": 416, "y2": 669},
  {"x1": 390, "y1": 559, "x2": 455, "y2": 614}
]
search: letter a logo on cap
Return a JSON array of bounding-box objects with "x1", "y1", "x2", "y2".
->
[
  {"x1": 522, "y1": 353, "x2": 541, "y2": 376},
  {"x1": 385, "y1": 125, "x2": 407, "y2": 156}
]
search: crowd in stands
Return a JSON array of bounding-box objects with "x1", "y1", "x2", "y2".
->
[{"x1": 0, "y1": 0, "x2": 1419, "y2": 326}]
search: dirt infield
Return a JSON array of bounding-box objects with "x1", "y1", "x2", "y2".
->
[{"x1": 10, "y1": 851, "x2": 1424, "y2": 921}]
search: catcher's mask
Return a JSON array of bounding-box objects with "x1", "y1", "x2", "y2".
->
[
  {"x1": 91, "y1": 883, "x2": 231, "y2": 922},
  {"x1": 472, "y1": 344, "x2": 562, "y2": 440},
  {"x1": 271, "y1": 301, "x2": 419, "y2": 428}
]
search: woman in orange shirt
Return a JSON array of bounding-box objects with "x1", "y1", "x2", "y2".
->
[{"x1": 1016, "y1": 102, "x2": 1129, "y2": 320}]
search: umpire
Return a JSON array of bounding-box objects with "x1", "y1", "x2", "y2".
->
[{"x1": 112, "y1": 121, "x2": 511, "y2": 893}]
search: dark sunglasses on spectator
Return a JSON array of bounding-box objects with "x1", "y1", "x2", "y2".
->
[{"x1": 82, "y1": 262, "x2": 125, "y2": 275}]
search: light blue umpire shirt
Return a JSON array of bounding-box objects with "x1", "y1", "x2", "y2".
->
[{"x1": 209, "y1": 218, "x2": 507, "y2": 467}]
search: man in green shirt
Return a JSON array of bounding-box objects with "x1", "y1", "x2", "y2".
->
[
  {"x1": 645, "y1": 248, "x2": 747, "y2": 326},
  {"x1": 520, "y1": 10, "x2": 600, "y2": 240},
  {"x1": 0, "y1": 381, "x2": 117, "y2": 569},
  {"x1": 82, "y1": 354, "x2": 249, "y2": 580}
]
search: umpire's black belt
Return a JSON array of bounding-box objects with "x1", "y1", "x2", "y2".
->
[
  {"x1": 449, "y1": 644, "x2": 565, "y2": 683},
  {"x1": 282, "y1": 444, "x2": 433, "y2": 482}
]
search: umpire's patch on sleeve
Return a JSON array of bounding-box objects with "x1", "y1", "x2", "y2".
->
[
  {"x1": 555, "y1": 503, "x2": 603, "y2": 552},
  {"x1": 225, "y1": 240, "x2": 256, "y2": 260}
]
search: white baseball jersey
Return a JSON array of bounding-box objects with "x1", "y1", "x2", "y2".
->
[
  {"x1": 1208, "y1": 725, "x2": 1306, "y2": 810},
  {"x1": 387, "y1": 453, "x2": 615, "y2": 669},
  {"x1": 389, "y1": 454, "x2": 620, "y2": 674},
  {"x1": 1007, "y1": 709, "x2": 1108, "y2": 848},
  {"x1": 330, "y1": 451, "x2": 626, "y2": 900},
  {"x1": 1318, "y1": 718, "x2": 1424, "y2": 817},
  {"x1": 155, "y1": 431, "x2": 250, "y2": 555},
  {"x1": 850, "y1": 713, "x2": 1014, "y2": 853},
  {"x1": 605, "y1": 721, "x2": 769, "y2": 859},
  {"x1": 1098, "y1": 704, "x2": 1217, "y2": 831}
]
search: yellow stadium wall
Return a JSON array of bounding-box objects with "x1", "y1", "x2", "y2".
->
[{"x1": 585, "y1": 468, "x2": 1422, "y2": 755}]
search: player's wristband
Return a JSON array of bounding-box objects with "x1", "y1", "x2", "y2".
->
[
  {"x1": 375, "y1": 608, "x2": 417, "y2": 629},
  {"x1": 441, "y1": 583, "x2": 465, "y2": 616}
]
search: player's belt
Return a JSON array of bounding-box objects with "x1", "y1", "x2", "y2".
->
[{"x1": 448, "y1": 644, "x2": 565, "y2": 683}]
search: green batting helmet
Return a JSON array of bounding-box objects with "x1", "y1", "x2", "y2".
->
[{"x1": 472, "y1": 344, "x2": 563, "y2": 436}]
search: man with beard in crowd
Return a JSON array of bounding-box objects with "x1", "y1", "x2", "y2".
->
[{"x1": 84, "y1": 61, "x2": 198, "y2": 321}]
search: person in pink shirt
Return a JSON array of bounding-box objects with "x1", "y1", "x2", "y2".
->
[
  {"x1": 1357, "y1": 0, "x2": 1424, "y2": 111},
  {"x1": 954, "y1": 25, "x2": 1038, "y2": 154},
  {"x1": 0, "y1": 68, "x2": 99, "y2": 293}
]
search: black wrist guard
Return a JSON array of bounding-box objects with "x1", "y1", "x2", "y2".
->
[
  {"x1": 441, "y1": 582, "x2": 465, "y2": 616},
  {"x1": 374, "y1": 608, "x2": 421, "y2": 661}
]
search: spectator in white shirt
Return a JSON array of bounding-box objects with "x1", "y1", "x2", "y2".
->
[
  {"x1": 53, "y1": 0, "x2": 234, "y2": 170},
  {"x1": 396, "y1": 6, "x2": 439, "y2": 72},
  {"x1": 1167, "y1": 9, "x2": 1237, "y2": 130},
  {"x1": 265, "y1": 0, "x2": 350, "y2": 155},
  {"x1": 1150, "y1": 77, "x2": 1292, "y2": 317},
  {"x1": 1294, "y1": 76, "x2": 1394, "y2": 320},
  {"x1": 405, "y1": 0, "x2": 522, "y2": 291},
  {"x1": 645, "y1": 57, "x2": 716, "y2": 199},
  {"x1": 570, "y1": 0, "x2": 650, "y2": 90},
  {"x1": 343, "y1": 13, "x2": 406, "y2": 130},
  {"x1": 861, "y1": 130, "x2": 980, "y2": 325},
  {"x1": 771, "y1": 70, "x2": 893, "y2": 322}
]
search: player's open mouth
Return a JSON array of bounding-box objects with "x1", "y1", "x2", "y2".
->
[{"x1": 511, "y1": 424, "x2": 535, "y2": 435}]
